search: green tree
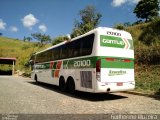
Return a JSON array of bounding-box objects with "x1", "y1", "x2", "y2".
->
[
  {"x1": 124, "y1": 22, "x2": 132, "y2": 27},
  {"x1": 52, "y1": 35, "x2": 70, "y2": 45},
  {"x1": 26, "y1": 37, "x2": 32, "y2": 42},
  {"x1": 71, "y1": 5, "x2": 102, "y2": 38},
  {"x1": 134, "y1": 0, "x2": 160, "y2": 22},
  {"x1": 0, "y1": 33, "x2": 2, "y2": 36},
  {"x1": 114, "y1": 23, "x2": 126, "y2": 30},
  {"x1": 31, "y1": 33, "x2": 51, "y2": 44},
  {"x1": 23, "y1": 36, "x2": 26, "y2": 42}
]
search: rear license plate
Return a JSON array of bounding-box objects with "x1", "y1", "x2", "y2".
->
[{"x1": 117, "y1": 82, "x2": 123, "y2": 86}]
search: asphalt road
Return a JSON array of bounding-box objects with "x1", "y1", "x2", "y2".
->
[{"x1": 0, "y1": 76, "x2": 160, "y2": 114}]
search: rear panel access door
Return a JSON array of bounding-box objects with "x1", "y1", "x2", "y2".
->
[{"x1": 100, "y1": 58, "x2": 134, "y2": 83}]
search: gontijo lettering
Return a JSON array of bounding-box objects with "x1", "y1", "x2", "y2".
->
[{"x1": 102, "y1": 39, "x2": 124, "y2": 45}]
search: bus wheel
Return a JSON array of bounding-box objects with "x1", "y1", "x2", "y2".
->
[
  {"x1": 67, "y1": 77, "x2": 75, "y2": 94},
  {"x1": 34, "y1": 74, "x2": 38, "y2": 83},
  {"x1": 59, "y1": 77, "x2": 66, "y2": 92}
]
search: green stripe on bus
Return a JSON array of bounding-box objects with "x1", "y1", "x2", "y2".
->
[
  {"x1": 53, "y1": 62, "x2": 57, "y2": 69},
  {"x1": 35, "y1": 61, "x2": 60, "y2": 70},
  {"x1": 101, "y1": 58, "x2": 134, "y2": 69},
  {"x1": 63, "y1": 56, "x2": 134, "y2": 69},
  {"x1": 128, "y1": 39, "x2": 134, "y2": 50},
  {"x1": 35, "y1": 63, "x2": 50, "y2": 69},
  {"x1": 35, "y1": 56, "x2": 134, "y2": 70},
  {"x1": 98, "y1": 56, "x2": 134, "y2": 60},
  {"x1": 63, "y1": 57, "x2": 97, "y2": 69}
]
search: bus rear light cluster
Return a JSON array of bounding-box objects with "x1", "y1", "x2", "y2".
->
[
  {"x1": 122, "y1": 59, "x2": 131, "y2": 62},
  {"x1": 106, "y1": 58, "x2": 131, "y2": 62},
  {"x1": 96, "y1": 60, "x2": 101, "y2": 81},
  {"x1": 105, "y1": 58, "x2": 115, "y2": 61},
  {"x1": 96, "y1": 60, "x2": 101, "y2": 72}
]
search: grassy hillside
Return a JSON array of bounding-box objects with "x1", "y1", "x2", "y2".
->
[
  {"x1": 135, "y1": 65, "x2": 160, "y2": 95},
  {"x1": 126, "y1": 21, "x2": 160, "y2": 95},
  {"x1": 127, "y1": 21, "x2": 160, "y2": 47},
  {"x1": 0, "y1": 37, "x2": 50, "y2": 72}
]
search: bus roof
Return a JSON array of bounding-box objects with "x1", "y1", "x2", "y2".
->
[{"x1": 35, "y1": 27, "x2": 131, "y2": 55}]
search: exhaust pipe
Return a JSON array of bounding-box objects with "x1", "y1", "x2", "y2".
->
[{"x1": 107, "y1": 88, "x2": 110, "y2": 92}]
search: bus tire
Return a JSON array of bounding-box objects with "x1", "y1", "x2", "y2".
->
[
  {"x1": 59, "y1": 76, "x2": 66, "y2": 92},
  {"x1": 66, "y1": 77, "x2": 75, "y2": 94},
  {"x1": 34, "y1": 74, "x2": 38, "y2": 83}
]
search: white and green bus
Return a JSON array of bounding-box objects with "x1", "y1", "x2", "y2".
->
[{"x1": 30, "y1": 27, "x2": 135, "y2": 93}]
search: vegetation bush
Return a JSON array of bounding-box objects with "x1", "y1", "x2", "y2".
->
[
  {"x1": 135, "y1": 46, "x2": 160, "y2": 65},
  {"x1": 135, "y1": 65, "x2": 160, "y2": 94},
  {"x1": 139, "y1": 17, "x2": 160, "y2": 45},
  {"x1": 114, "y1": 24, "x2": 126, "y2": 30},
  {"x1": 0, "y1": 64, "x2": 12, "y2": 71},
  {"x1": 126, "y1": 20, "x2": 160, "y2": 94},
  {"x1": 21, "y1": 44, "x2": 31, "y2": 50},
  {"x1": 52, "y1": 36, "x2": 69, "y2": 45},
  {"x1": 0, "y1": 37, "x2": 50, "y2": 74}
]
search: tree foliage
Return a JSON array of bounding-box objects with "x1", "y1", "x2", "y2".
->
[
  {"x1": 124, "y1": 22, "x2": 132, "y2": 27},
  {"x1": 26, "y1": 37, "x2": 32, "y2": 42},
  {"x1": 52, "y1": 35, "x2": 69, "y2": 45},
  {"x1": 0, "y1": 33, "x2": 2, "y2": 36},
  {"x1": 23, "y1": 36, "x2": 32, "y2": 42},
  {"x1": 134, "y1": 0, "x2": 160, "y2": 22},
  {"x1": 71, "y1": 5, "x2": 102, "y2": 38},
  {"x1": 139, "y1": 17, "x2": 160, "y2": 45},
  {"x1": 31, "y1": 33, "x2": 51, "y2": 44},
  {"x1": 114, "y1": 23, "x2": 126, "y2": 30}
]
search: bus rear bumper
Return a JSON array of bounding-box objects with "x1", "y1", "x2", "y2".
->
[{"x1": 95, "y1": 81, "x2": 135, "y2": 93}]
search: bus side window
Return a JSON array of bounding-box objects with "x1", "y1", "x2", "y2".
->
[
  {"x1": 73, "y1": 39, "x2": 81, "y2": 57},
  {"x1": 61, "y1": 44, "x2": 67, "y2": 59},
  {"x1": 65, "y1": 43, "x2": 70, "y2": 58},
  {"x1": 81, "y1": 34, "x2": 94, "y2": 56},
  {"x1": 54, "y1": 48, "x2": 58, "y2": 60},
  {"x1": 51, "y1": 48, "x2": 55, "y2": 61}
]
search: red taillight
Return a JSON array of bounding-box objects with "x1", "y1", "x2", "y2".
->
[
  {"x1": 96, "y1": 60, "x2": 101, "y2": 72},
  {"x1": 106, "y1": 58, "x2": 115, "y2": 61},
  {"x1": 96, "y1": 60, "x2": 101, "y2": 81},
  {"x1": 117, "y1": 82, "x2": 123, "y2": 86},
  {"x1": 122, "y1": 59, "x2": 131, "y2": 62}
]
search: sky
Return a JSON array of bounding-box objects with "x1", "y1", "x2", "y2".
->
[{"x1": 0, "y1": 0, "x2": 141, "y2": 40}]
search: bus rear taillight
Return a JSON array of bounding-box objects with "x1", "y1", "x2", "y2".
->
[
  {"x1": 106, "y1": 58, "x2": 116, "y2": 61},
  {"x1": 96, "y1": 60, "x2": 101, "y2": 72},
  {"x1": 122, "y1": 59, "x2": 131, "y2": 62},
  {"x1": 96, "y1": 60, "x2": 101, "y2": 81}
]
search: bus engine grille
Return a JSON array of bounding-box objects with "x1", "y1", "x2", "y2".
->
[{"x1": 80, "y1": 71, "x2": 92, "y2": 88}]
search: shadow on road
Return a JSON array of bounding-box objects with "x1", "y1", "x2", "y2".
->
[
  {"x1": 0, "y1": 70, "x2": 12, "y2": 75},
  {"x1": 27, "y1": 81, "x2": 128, "y2": 101}
]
